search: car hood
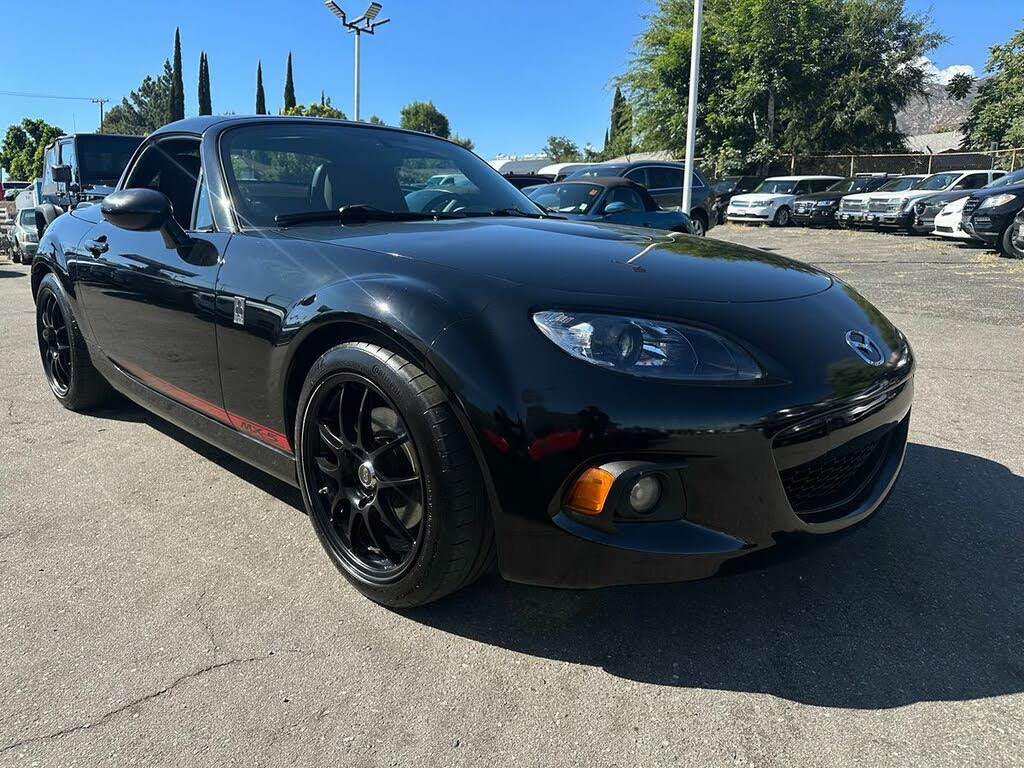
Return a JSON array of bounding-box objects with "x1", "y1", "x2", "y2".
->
[
  {"x1": 278, "y1": 217, "x2": 832, "y2": 303},
  {"x1": 729, "y1": 193, "x2": 793, "y2": 205},
  {"x1": 915, "y1": 190, "x2": 971, "y2": 207}
]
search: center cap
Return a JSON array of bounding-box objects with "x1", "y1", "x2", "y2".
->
[{"x1": 357, "y1": 461, "x2": 377, "y2": 489}]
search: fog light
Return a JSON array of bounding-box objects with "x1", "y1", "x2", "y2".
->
[{"x1": 629, "y1": 475, "x2": 661, "y2": 514}]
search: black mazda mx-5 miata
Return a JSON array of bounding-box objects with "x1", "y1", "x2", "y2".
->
[{"x1": 31, "y1": 116, "x2": 914, "y2": 606}]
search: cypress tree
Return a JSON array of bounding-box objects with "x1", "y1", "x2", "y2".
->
[
  {"x1": 198, "y1": 53, "x2": 212, "y2": 116},
  {"x1": 283, "y1": 53, "x2": 296, "y2": 111},
  {"x1": 256, "y1": 61, "x2": 267, "y2": 115},
  {"x1": 170, "y1": 28, "x2": 185, "y2": 121},
  {"x1": 609, "y1": 86, "x2": 624, "y2": 146}
]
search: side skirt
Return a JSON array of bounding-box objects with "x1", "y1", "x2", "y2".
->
[{"x1": 89, "y1": 345, "x2": 299, "y2": 488}]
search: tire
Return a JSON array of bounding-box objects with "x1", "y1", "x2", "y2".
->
[
  {"x1": 295, "y1": 342, "x2": 494, "y2": 607},
  {"x1": 771, "y1": 206, "x2": 791, "y2": 227},
  {"x1": 999, "y1": 223, "x2": 1024, "y2": 259},
  {"x1": 12, "y1": 251, "x2": 21, "y2": 264},
  {"x1": 689, "y1": 212, "x2": 708, "y2": 237},
  {"x1": 35, "y1": 273, "x2": 114, "y2": 410}
]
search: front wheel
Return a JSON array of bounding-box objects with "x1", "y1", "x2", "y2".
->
[
  {"x1": 689, "y1": 213, "x2": 707, "y2": 237},
  {"x1": 295, "y1": 342, "x2": 494, "y2": 607},
  {"x1": 999, "y1": 222, "x2": 1024, "y2": 259},
  {"x1": 771, "y1": 206, "x2": 791, "y2": 227}
]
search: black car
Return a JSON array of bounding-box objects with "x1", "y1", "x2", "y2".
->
[
  {"x1": 791, "y1": 177, "x2": 894, "y2": 227},
  {"x1": 962, "y1": 179, "x2": 1024, "y2": 258},
  {"x1": 31, "y1": 116, "x2": 914, "y2": 607},
  {"x1": 712, "y1": 175, "x2": 763, "y2": 224},
  {"x1": 564, "y1": 161, "x2": 717, "y2": 236},
  {"x1": 502, "y1": 173, "x2": 554, "y2": 190},
  {"x1": 913, "y1": 170, "x2": 1022, "y2": 235},
  {"x1": 525, "y1": 177, "x2": 692, "y2": 231}
]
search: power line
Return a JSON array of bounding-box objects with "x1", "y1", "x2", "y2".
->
[{"x1": 0, "y1": 90, "x2": 103, "y2": 102}]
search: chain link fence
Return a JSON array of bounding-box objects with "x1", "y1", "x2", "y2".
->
[{"x1": 696, "y1": 148, "x2": 1024, "y2": 180}]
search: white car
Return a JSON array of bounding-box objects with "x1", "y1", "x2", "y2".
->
[
  {"x1": 857, "y1": 169, "x2": 1004, "y2": 232},
  {"x1": 838, "y1": 175, "x2": 926, "y2": 228},
  {"x1": 727, "y1": 176, "x2": 843, "y2": 226},
  {"x1": 932, "y1": 197, "x2": 976, "y2": 241}
]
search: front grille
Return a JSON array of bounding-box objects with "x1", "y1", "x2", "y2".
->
[
  {"x1": 794, "y1": 202, "x2": 814, "y2": 215},
  {"x1": 731, "y1": 200, "x2": 751, "y2": 208},
  {"x1": 841, "y1": 199, "x2": 865, "y2": 212},
  {"x1": 962, "y1": 198, "x2": 980, "y2": 217},
  {"x1": 868, "y1": 197, "x2": 897, "y2": 213},
  {"x1": 780, "y1": 434, "x2": 890, "y2": 520}
]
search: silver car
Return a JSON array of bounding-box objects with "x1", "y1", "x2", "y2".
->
[{"x1": 12, "y1": 208, "x2": 38, "y2": 264}]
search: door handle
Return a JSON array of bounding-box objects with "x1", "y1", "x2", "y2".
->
[{"x1": 84, "y1": 238, "x2": 108, "y2": 256}]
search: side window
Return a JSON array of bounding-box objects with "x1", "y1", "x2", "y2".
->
[
  {"x1": 60, "y1": 141, "x2": 77, "y2": 184},
  {"x1": 124, "y1": 137, "x2": 202, "y2": 230},
  {"x1": 956, "y1": 173, "x2": 987, "y2": 190},
  {"x1": 647, "y1": 167, "x2": 682, "y2": 189},
  {"x1": 794, "y1": 181, "x2": 812, "y2": 195},
  {"x1": 605, "y1": 186, "x2": 645, "y2": 212},
  {"x1": 811, "y1": 179, "x2": 831, "y2": 192},
  {"x1": 192, "y1": 173, "x2": 215, "y2": 231},
  {"x1": 43, "y1": 147, "x2": 57, "y2": 185},
  {"x1": 624, "y1": 168, "x2": 648, "y2": 186}
]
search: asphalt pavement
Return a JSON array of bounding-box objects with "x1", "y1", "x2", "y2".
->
[{"x1": 1, "y1": 226, "x2": 1022, "y2": 767}]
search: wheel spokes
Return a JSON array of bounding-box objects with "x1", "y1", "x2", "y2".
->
[{"x1": 370, "y1": 432, "x2": 409, "y2": 460}]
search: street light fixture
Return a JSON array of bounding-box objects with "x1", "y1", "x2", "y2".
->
[{"x1": 323, "y1": 1, "x2": 391, "y2": 122}]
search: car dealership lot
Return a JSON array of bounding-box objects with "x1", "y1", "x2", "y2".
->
[{"x1": 1, "y1": 229, "x2": 1022, "y2": 767}]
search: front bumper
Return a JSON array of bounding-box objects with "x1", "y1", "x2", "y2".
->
[
  {"x1": 727, "y1": 208, "x2": 773, "y2": 222},
  {"x1": 837, "y1": 210, "x2": 870, "y2": 227},
  {"x1": 19, "y1": 242, "x2": 38, "y2": 259},
  {"x1": 964, "y1": 210, "x2": 1014, "y2": 244},
  {"x1": 792, "y1": 207, "x2": 837, "y2": 226},
  {"x1": 868, "y1": 210, "x2": 913, "y2": 229}
]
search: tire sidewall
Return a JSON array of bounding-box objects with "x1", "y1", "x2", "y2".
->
[
  {"x1": 36, "y1": 274, "x2": 80, "y2": 402},
  {"x1": 773, "y1": 207, "x2": 790, "y2": 227},
  {"x1": 690, "y1": 214, "x2": 707, "y2": 237},
  {"x1": 295, "y1": 344, "x2": 459, "y2": 605},
  {"x1": 1000, "y1": 222, "x2": 1024, "y2": 259}
]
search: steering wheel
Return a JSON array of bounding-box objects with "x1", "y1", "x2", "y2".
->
[{"x1": 413, "y1": 190, "x2": 469, "y2": 214}]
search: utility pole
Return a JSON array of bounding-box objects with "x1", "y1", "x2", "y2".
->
[
  {"x1": 324, "y1": 2, "x2": 391, "y2": 122},
  {"x1": 92, "y1": 98, "x2": 109, "y2": 132},
  {"x1": 681, "y1": 0, "x2": 704, "y2": 219}
]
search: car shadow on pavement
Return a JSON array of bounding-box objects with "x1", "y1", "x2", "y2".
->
[
  {"x1": 406, "y1": 443, "x2": 1024, "y2": 710},
  {"x1": 0, "y1": 268, "x2": 27, "y2": 278}
]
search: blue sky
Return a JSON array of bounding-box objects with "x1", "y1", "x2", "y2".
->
[{"x1": 1, "y1": 0, "x2": 1022, "y2": 164}]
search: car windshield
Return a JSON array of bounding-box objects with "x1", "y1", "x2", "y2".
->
[
  {"x1": 825, "y1": 179, "x2": 861, "y2": 193},
  {"x1": 984, "y1": 170, "x2": 1024, "y2": 188},
  {"x1": 221, "y1": 123, "x2": 541, "y2": 227},
  {"x1": 566, "y1": 165, "x2": 625, "y2": 180},
  {"x1": 913, "y1": 172, "x2": 960, "y2": 191},
  {"x1": 876, "y1": 177, "x2": 920, "y2": 192},
  {"x1": 19, "y1": 209, "x2": 34, "y2": 226},
  {"x1": 77, "y1": 135, "x2": 143, "y2": 187},
  {"x1": 753, "y1": 180, "x2": 797, "y2": 194},
  {"x1": 526, "y1": 183, "x2": 603, "y2": 214}
]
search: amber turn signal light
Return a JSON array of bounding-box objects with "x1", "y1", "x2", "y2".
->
[{"x1": 565, "y1": 467, "x2": 615, "y2": 515}]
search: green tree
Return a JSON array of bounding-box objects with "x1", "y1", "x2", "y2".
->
[
  {"x1": 284, "y1": 53, "x2": 297, "y2": 111},
  {"x1": 281, "y1": 100, "x2": 347, "y2": 119},
  {"x1": 945, "y1": 72, "x2": 975, "y2": 102},
  {"x1": 170, "y1": 28, "x2": 185, "y2": 121},
  {"x1": 961, "y1": 26, "x2": 1024, "y2": 149},
  {"x1": 450, "y1": 133, "x2": 474, "y2": 150},
  {"x1": 543, "y1": 135, "x2": 581, "y2": 162},
  {"x1": 620, "y1": 0, "x2": 943, "y2": 171},
  {"x1": 102, "y1": 60, "x2": 174, "y2": 135},
  {"x1": 198, "y1": 52, "x2": 212, "y2": 116},
  {"x1": 0, "y1": 119, "x2": 64, "y2": 180},
  {"x1": 368, "y1": 114, "x2": 385, "y2": 125},
  {"x1": 256, "y1": 61, "x2": 267, "y2": 115},
  {"x1": 606, "y1": 86, "x2": 633, "y2": 156},
  {"x1": 399, "y1": 100, "x2": 450, "y2": 137}
]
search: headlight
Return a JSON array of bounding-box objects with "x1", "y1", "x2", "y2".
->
[
  {"x1": 533, "y1": 311, "x2": 763, "y2": 381},
  {"x1": 978, "y1": 193, "x2": 1019, "y2": 209},
  {"x1": 763, "y1": 200, "x2": 776, "y2": 207}
]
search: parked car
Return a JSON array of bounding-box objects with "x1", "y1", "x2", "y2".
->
[
  {"x1": 524, "y1": 177, "x2": 692, "y2": 232},
  {"x1": 502, "y1": 173, "x2": 554, "y2": 190},
  {"x1": 564, "y1": 161, "x2": 717, "y2": 236},
  {"x1": 32, "y1": 115, "x2": 914, "y2": 606},
  {"x1": 11, "y1": 207, "x2": 38, "y2": 263},
  {"x1": 930, "y1": 197, "x2": 976, "y2": 242},
  {"x1": 791, "y1": 177, "x2": 895, "y2": 227},
  {"x1": 39, "y1": 133, "x2": 144, "y2": 212},
  {"x1": 858, "y1": 169, "x2": 1003, "y2": 233},
  {"x1": 2, "y1": 180, "x2": 30, "y2": 201},
  {"x1": 962, "y1": 177, "x2": 1024, "y2": 258},
  {"x1": 726, "y1": 176, "x2": 844, "y2": 227},
  {"x1": 912, "y1": 169, "x2": 1021, "y2": 234},
  {"x1": 838, "y1": 175, "x2": 926, "y2": 228},
  {"x1": 422, "y1": 173, "x2": 471, "y2": 188},
  {"x1": 535, "y1": 163, "x2": 590, "y2": 182},
  {"x1": 712, "y1": 175, "x2": 763, "y2": 224}
]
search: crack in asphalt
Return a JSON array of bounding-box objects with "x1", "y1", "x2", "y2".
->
[
  {"x1": 194, "y1": 584, "x2": 219, "y2": 653},
  {"x1": 0, "y1": 652, "x2": 288, "y2": 757}
]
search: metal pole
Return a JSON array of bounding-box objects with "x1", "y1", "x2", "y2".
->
[
  {"x1": 681, "y1": 0, "x2": 703, "y2": 216},
  {"x1": 353, "y1": 30, "x2": 361, "y2": 121}
]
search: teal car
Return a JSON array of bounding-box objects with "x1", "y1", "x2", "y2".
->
[{"x1": 526, "y1": 178, "x2": 693, "y2": 234}]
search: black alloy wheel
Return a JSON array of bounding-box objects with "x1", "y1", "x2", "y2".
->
[
  {"x1": 305, "y1": 374, "x2": 424, "y2": 582},
  {"x1": 38, "y1": 290, "x2": 72, "y2": 398}
]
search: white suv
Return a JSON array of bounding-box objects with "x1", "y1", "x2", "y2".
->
[
  {"x1": 855, "y1": 169, "x2": 1004, "y2": 232},
  {"x1": 726, "y1": 176, "x2": 843, "y2": 226},
  {"x1": 838, "y1": 175, "x2": 926, "y2": 228}
]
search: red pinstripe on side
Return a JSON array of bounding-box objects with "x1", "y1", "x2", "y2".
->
[{"x1": 118, "y1": 362, "x2": 292, "y2": 453}]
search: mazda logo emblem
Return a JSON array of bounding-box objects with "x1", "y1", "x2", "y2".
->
[{"x1": 845, "y1": 330, "x2": 885, "y2": 366}]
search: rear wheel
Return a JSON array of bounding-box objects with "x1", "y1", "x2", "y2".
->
[
  {"x1": 771, "y1": 206, "x2": 791, "y2": 227},
  {"x1": 999, "y1": 222, "x2": 1024, "y2": 259},
  {"x1": 689, "y1": 212, "x2": 707, "y2": 237},
  {"x1": 35, "y1": 273, "x2": 114, "y2": 410},
  {"x1": 296, "y1": 342, "x2": 494, "y2": 607}
]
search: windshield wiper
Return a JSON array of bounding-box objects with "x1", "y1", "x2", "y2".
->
[
  {"x1": 275, "y1": 204, "x2": 465, "y2": 226},
  {"x1": 457, "y1": 208, "x2": 547, "y2": 219}
]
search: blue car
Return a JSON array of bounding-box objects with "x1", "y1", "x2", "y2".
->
[{"x1": 526, "y1": 178, "x2": 693, "y2": 234}]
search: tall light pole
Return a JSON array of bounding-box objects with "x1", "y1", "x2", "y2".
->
[
  {"x1": 324, "y1": 1, "x2": 391, "y2": 121},
  {"x1": 681, "y1": 0, "x2": 704, "y2": 219}
]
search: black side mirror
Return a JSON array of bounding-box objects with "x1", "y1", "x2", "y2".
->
[
  {"x1": 101, "y1": 188, "x2": 193, "y2": 250},
  {"x1": 52, "y1": 164, "x2": 72, "y2": 184}
]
